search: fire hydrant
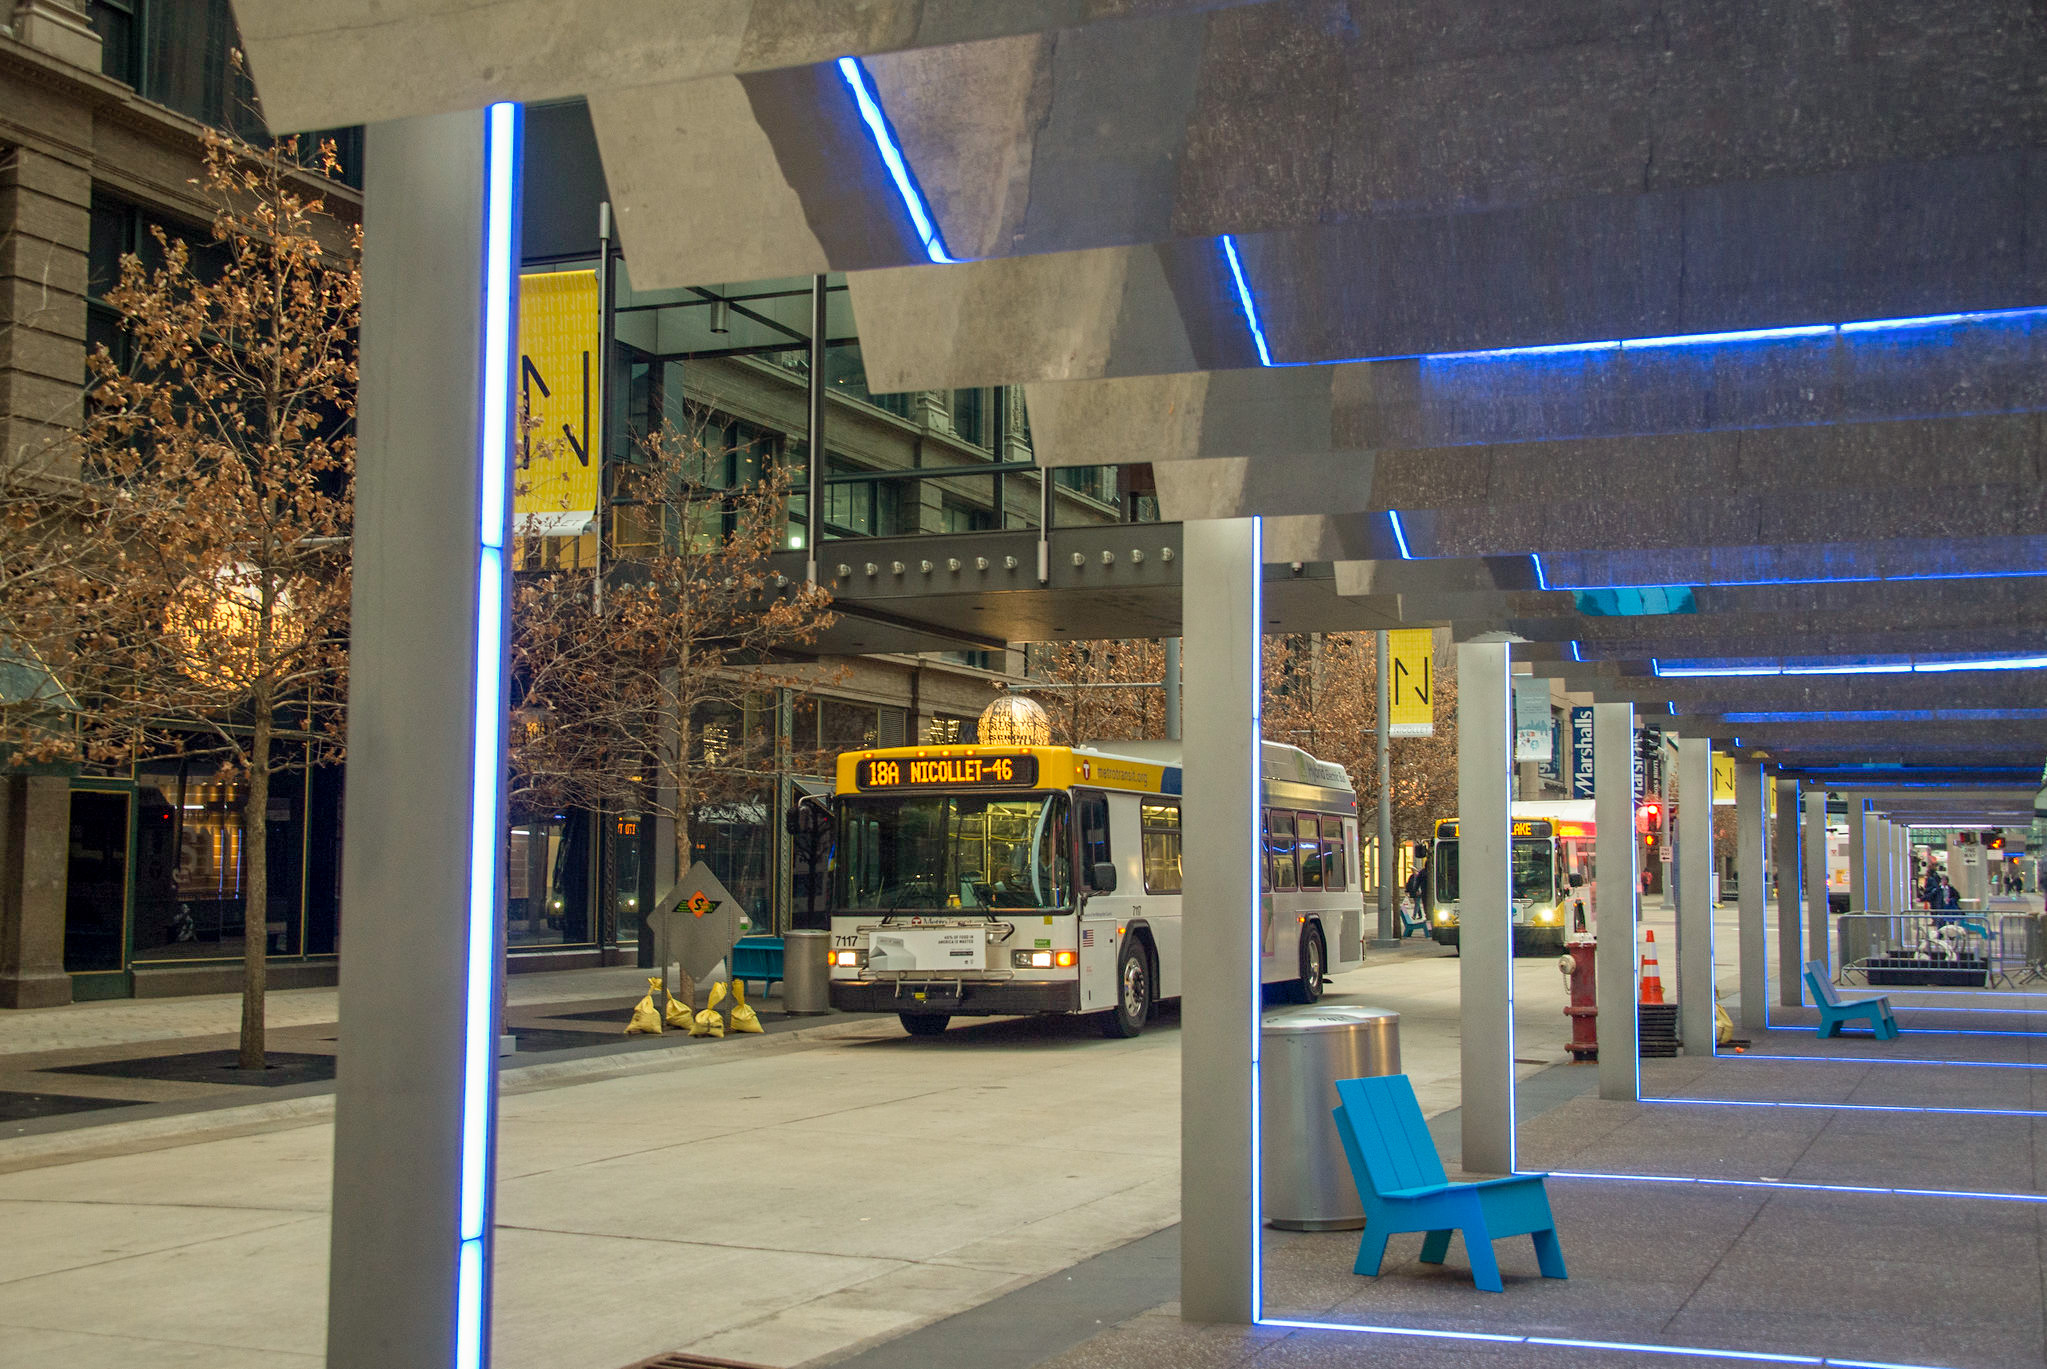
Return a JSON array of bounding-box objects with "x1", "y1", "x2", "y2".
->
[{"x1": 1558, "y1": 940, "x2": 1598, "y2": 1062}]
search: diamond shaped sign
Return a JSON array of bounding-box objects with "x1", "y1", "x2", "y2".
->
[{"x1": 645, "y1": 861, "x2": 744, "y2": 996}]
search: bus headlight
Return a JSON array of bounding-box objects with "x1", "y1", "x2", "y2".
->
[
  {"x1": 833, "y1": 949, "x2": 863, "y2": 969},
  {"x1": 1011, "y1": 949, "x2": 1056, "y2": 969}
]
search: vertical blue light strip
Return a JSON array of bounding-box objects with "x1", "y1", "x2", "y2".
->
[
  {"x1": 1247, "y1": 514, "x2": 1265, "y2": 1319},
  {"x1": 836, "y1": 56, "x2": 960, "y2": 264},
  {"x1": 1219, "y1": 235, "x2": 1275, "y2": 367},
  {"x1": 1386, "y1": 509, "x2": 1413, "y2": 560},
  {"x1": 458, "y1": 98, "x2": 519, "y2": 1369}
]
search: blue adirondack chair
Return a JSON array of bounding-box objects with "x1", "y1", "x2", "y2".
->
[
  {"x1": 1803, "y1": 961, "x2": 1899, "y2": 1039},
  {"x1": 1331, "y1": 1074, "x2": 1566, "y2": 1293}
]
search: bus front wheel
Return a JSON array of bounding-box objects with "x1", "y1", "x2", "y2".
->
[
  {"x1": 1103, "y1": 942, "x2": 1151, "y2": 1038},
  {"x1": 1292, "y1": 926, "x2": 1326, "y2": 1004},
  {"x1": 899, "y1": 1012, "x2": 950, "y2": 1037}
]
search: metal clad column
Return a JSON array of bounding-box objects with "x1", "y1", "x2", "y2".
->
[
  {"x1": 329, "y1": 107, "x2": 514, "y2": 1369},
  {"x1": 1594, "y1": 701, "x2": 1639, "y2": 1101},
  {"x1": 1848, "y1": 798, "x2": 1870, "y2": 913},
  {"x1": 1775, "y1": 776, "x2": 1802, "y2": 1006},
  {"x1": 1373, "y1": 629, "x2": 1396, "y2": 946},
  {"x1": 1179, "y1": 518, "x2": 1260, "y2": 1324},
  {"x1": 1804, "y1": 790, "x2": 1831, "y2": 979},
  {"x1": 1457, "y1": 640, "x2": 1514, "y2": 1174},
  {"x1": 1735, "y1": 761, "x2": 1767, "y2": 1035},
  {"x1": 1677, "y1": 739, "x2": 1715, "y2": 1055}
]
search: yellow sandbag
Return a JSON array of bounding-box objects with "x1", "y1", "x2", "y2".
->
[
  {"x1": 693, "y1": 980, "x2": 728, "y2": 1038},
  {"x1": 728, "y1": 978, "x2": 763, "y2": 1034},
  {"x1": 664, "y1": 970, "x2": 694, "y2": 1030},
  {"x1": 625, "y1": 976, "x2": 664, "y2": 1035}
]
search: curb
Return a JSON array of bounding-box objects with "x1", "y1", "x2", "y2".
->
[{"x1": 0, "y1": 1015, "x2": 890, "y2": 1171}]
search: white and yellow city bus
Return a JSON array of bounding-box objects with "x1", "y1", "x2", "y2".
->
[
  {"x1": 825, "y1": 741, "x2": 1365, "y2": 1037},
  {"x1": 1428, "y1": 799, "x2": 1596, "y2": 956}
]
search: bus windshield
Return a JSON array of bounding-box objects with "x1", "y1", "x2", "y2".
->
[
  {"x1": 1433, "y1": 838, "x2": 1555, "y2": 904},
  {"x1": 834, "y1": 792, "x2": 1073, "y2": 913}
]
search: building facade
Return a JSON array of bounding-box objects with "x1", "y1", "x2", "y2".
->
[{"x1": 0, "y1": 3, "x2": 1137, "y2": 1005}]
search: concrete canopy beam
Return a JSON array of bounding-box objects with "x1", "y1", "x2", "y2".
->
[{"x1": 233, "y1": 0, "x2": 1272, "y2": 131}]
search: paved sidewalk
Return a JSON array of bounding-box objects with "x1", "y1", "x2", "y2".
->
[{"x1": 0, "y1": 939, "x2": 1591, "y2": 1369}]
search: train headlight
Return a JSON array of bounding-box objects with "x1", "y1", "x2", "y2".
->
[
  {"x1": 833, "y1": 949, "x2": 862, "y2": 968},
  {"x1": 1435, "y1": 911, "x2": 1455, "y2": 925},
  {"x1": 1532, "y1": 905, "x2": 1557, "y2": 924}
]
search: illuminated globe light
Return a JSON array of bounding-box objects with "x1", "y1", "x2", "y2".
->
[
  {"x1": 978, "y1": 693, "x2": 1051, "y2": 747},
  {"x1": 163, "y1": 564, "x2": 301, "y2": 690}
]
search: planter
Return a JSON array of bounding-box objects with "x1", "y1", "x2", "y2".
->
[{"x1": 1863, "y1": 956, "x2": 1988, "y2": 988}]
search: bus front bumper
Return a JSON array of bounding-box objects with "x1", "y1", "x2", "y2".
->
[
  {"x1": 1430, "y1": 924, "x2": 1569, "y2": 955},
  {"x1": 830, "y1": 977, "x2": 1083, "y2": 1016}
]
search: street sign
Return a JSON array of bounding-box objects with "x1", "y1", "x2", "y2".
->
[{"x1": 1570, "y1": 707, "x2": 1595, "y2": 798}]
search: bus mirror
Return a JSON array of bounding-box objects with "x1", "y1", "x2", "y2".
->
[
  {"x1": 787, "y1": 796, "x2": 831, "y2": 837},
  {"x1": 1091, "y1": 862, "x2": 1119, "y2": 894},
  {"x1": 1568, "y1": 872, "x2": 1585, "y2": 889}
]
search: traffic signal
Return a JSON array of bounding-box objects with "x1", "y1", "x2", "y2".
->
[
  {"x1": 1988, "y1": 829, "x2": 2005, "y2": 850},
  {"x1": 1636, "y1": 800, "x2": 1662, "y2": 834}
]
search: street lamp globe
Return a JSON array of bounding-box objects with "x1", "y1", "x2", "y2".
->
[{"x1": 978, "y1": 693, "x2": 1051, "y2": 747}]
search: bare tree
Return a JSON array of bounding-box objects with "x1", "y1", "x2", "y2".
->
[
  {"x1": 509, "y1": 420, "x2": 834, "y2": 879},
  {"x1": 1024, "y1": 638, "x2": 1165, "y2": 743},
  {"x1": 76, "y1": 131, "x2": 357, "y2": 1069}
]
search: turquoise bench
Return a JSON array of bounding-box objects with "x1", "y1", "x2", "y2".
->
[
  {"x1": 731, "y1": 935, "x2": 785, "y2": 997},
  {"x1": 1331, "y1": 1073, "x2": 1566, "y2": 1293},
  {"x1": 1804, "y1": 960, "x2": 1899, "y2": 1039}
]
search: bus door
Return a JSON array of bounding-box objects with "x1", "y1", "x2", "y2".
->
[{"x1": 1073, "y1": 790, "x2": 1123, "y2": 1012}]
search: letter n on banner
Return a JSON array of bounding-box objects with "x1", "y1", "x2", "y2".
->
[{"x1": 1387, "y1": 629, "x2": 1434, "y2": 738}]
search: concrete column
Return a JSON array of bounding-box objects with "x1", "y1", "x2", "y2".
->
[
  {"x1": 1178, "y1": 518, "x2": 1260, "y2": 1325},
  {"x1": 1593, "y1": 701, "x2": 1638, "y2": 1101},
  {"x1": 1372, "y1": 629, "x2": 1397, "y2": 946},
  {"x1": 1676, "y1": 739, "x2": 1716, "y2": 1055},
  {"x1": 1456, "y1": 640, "x2": 1515, "y2": 1174},
  {"x1": 1847, "y1": 798, "x2": 1870, "y2": 913},
  {"x1": 1774, "y1": 776, "x2": 1802, "y2": 1007},
  {"x1": 1803, "y1": 790, "x2": 1830, "y2": 979},
  {"x1": 328, "y1": 108, "x2": 511, "y2": 1369},
  {"x1": 0, "y1": 774, "x2": 71, "y2": 1008},
  {"x1": 1735, "y1": 761, "x2": 1767, "y2": 1035}
]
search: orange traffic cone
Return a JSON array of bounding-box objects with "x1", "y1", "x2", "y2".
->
[{"x1": 1639, "y1": 930, "x2": 1667, "y2": 1005}]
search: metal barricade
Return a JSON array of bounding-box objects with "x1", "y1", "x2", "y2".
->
[{"x1": 1833, "y1": 912, "x2": 1994, "y2": 989}]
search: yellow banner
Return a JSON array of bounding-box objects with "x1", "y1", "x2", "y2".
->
[
  {"x1": 1387, "y1": 629, "x2": 1435, "y2": 738},
  {"x1": 1713, "y1": 753, "x2": 1738, "y2": 805},
  {"x1": 517, "y1": 270, "x2": 601, "y2": 535}
]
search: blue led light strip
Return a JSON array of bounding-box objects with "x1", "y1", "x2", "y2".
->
[
  {"x1": 1647, "y1": 1096, "x2": 2047, "y2": 1119},
  {"x1": 1551, "y1": 1170, "x2": 2047, "y2": 1206},
  {"x1": 1736, "y1": 1052, "x2": 2047, "y2": 1070},
  {"x1": 1658, "y1": 654, "x2": 2047, "y2": 678},
  {"x1": 1247, "y1": 515, "x2": 1265, "y2": 1319},
  {"x1": 1216, "y1": 241, "x2": 2047, "y2": 371},
  {"x1": 1257, "y1": 1317, "x2": 1959, "y2": 1369},
  {"x1": 837, "y1": 57, "x2": 959, "y2": 264},
  {"x1": 1218, "y1": 235, "x2": 1273, "y2": 367},
  {"x1": 457, "y1": 99, "x2": 520, "y2": 1369},
  {"x1": 1385, "y1": 508, "x2": 1412, "y2": 560}
]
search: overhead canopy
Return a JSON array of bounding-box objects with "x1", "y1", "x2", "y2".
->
[{"x1": 234, "y1": 0, "x2": 2047, "y2": 812}]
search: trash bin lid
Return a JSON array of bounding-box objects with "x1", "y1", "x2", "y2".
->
[{"x1": 1260, "y1": 1005, "x2": 1399, "y2": 1035}]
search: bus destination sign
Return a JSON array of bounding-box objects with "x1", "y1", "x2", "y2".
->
[{"x1": 856, "y1": 754, "x2": 1040, "y2": 791}]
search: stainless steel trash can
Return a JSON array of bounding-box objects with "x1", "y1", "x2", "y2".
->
[
  {"x1": 782, "y1": 929, "x2": 830, "y2": 1015},
  {"x1": 1261, "y1": 1005, "x2": 1401, "y2": 1230}
]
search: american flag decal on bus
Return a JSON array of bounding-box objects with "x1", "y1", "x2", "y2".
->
[{"x1": 1082, "y1": 928, "x2": 1094, "y2": 948}]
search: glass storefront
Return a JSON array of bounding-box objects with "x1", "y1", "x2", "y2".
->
[
  {"x1": 132, "y1": 764, "x2": 311, "y2": 962},
  {"x1": 507, "y1": 811, "x2": 594, "y2": 948}
]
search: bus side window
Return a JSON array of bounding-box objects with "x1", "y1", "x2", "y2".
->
[
  {"x1": 1078, "y1": 792, "x2": 1112, "y2": 889},
  {"x1": 1327, "y1": 818, "x2": 1350, "y2": 891},
  {"x1": 1141, "y1": 800, "x2": 1182, "y2": 894},
  {"x1": 1296, "y1": 813, "x2": 1323, "y2": 889},
  {"x1": 1266, "y1": 809, "x2": 1297, "y2": 890}
]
